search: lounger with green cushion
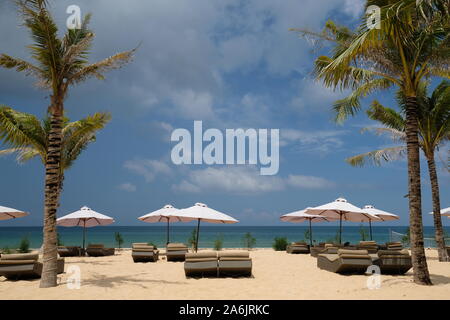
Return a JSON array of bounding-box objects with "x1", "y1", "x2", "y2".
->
[
  {"x1": 371, "y1": 249, "x2": 412, "y2": 274},
  {"x1": 166, "y1": 243, "x2": 189, "y2": 261},
  {"x1": 131, "y1": 243, "x2": 159, "y2": 262},
  {"x1": 218, "y1": 251, "x2": 252, "y2": 277},
  {"x1": 0, "y1": 253, "x2": 64, "y2": 280},
  {"x1": 86, "y1": 244, "x2": 115, "y2": 257},
  {"x1": 57, "y1": 246, "x2": 82, "y2": 257},
  {"x1": 385, "y1": 242, "x2": 403, "y2": 251},
  {"x1": 317, "y1": 249, "x2": 372, "y2": 274},
  {"x1": 286, "y1": 242, "x2": 310, "y2": 254},
  {"x1": 184, "y1": 251, "x2": 218, "y2": 277},
  {"x1": 356, "y1": 241, "x2": 379, "y2": 254}
]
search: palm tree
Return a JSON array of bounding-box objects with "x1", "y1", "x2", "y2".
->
[
  {"x1": 292, "y1": 0, "x2": 448, "y2": 285},
  {"x1": 0, "y1": 106, "x2": 111, "y2": 173},
  {"x1": 347, "y1": 80, "x2": 450, "y2": 261},
  {"x1": 0, "y1": 0, "x2": 134, "y2": 287}
]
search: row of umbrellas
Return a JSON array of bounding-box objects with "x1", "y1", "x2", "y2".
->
[
  {"x1": 2, "y1": 201, "x2": 450, "y2": 250},
  {"x1": 280, "y1": 198, "x2": 401, "y2": 245}
]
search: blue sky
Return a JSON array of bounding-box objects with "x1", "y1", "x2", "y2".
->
[{"x1": 0, "y1": 0, "x2": 448, "y2": 227}]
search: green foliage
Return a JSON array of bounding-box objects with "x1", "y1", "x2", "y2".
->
[
  {"x1": 214, "y1": 234, "x2": 223, "y2": 251},
  {"x1": 272, "y1": 237, "x2": 288, "y2": 251},
  {"x1": 147, "y1": 242, "x2": 157, "y2": 249},
  {"x1": 359, "y1": 225, "x2": 369, "y2": 241},
  {"x1": 304, "y1": 229, "x2": 311, "y2": 241},
  {"x1": 401, "y1": 227, "x2": 411, "y2": 247},
  {"x1": 57, "y1": 232, "x2": 63, "y2": 246},
  {"x1": 114, "y1": 232, "x2": 124, "y2": 249},
  {"x1": 243, "y1": 232, "x2": 256, "y2": 250},
  {"x1": 1, "y1": 247, "x2": 11, "y2": 254},
  {"x1": 187, "y1": 228, "x2": 198, "y2": 251},
  {"x1": 18, "y1": 236, "x2": 30, "y2": 253},
  {"x1": 0, "y1": 107, "x2": 112, "y2": 172}
]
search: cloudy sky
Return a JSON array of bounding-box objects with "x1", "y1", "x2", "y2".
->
[{"x1": 0, "y1": 0, "x2": 448, "y2": 226}]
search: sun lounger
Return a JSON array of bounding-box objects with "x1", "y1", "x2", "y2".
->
[
  {"x1": 371, "y1": 249, "x2": 412, "y2": 274},
  {"x1": 166, "y1": 243, "x2": 189, "y2": 261},
  {"x1": 184, "y1": 251, "x2": 218, "y2": 277},
  {"x1": 218, "y1": 251, "x2": 252, "y2": 277},
  {"x1": 0, "y1": 253, "x2": 64, "y2": 280},
  {"x1": 385, "y1": 242, "x2": 404, "y2": 251},
  {"x1": 357, "y1": 241, "x2": 379, "y2": 253},
  {"x1": 286, "y1": 242, "x2": 310, "y2": 254},
  {"x1": 86, "y1": 244, "x2": 115, "y2": 257},
  {"x1": 310, "y1": 243, "x2": 336, "y2": 257},
  {"x1": 131, "y1": 243, "x2": 159, "y2": 262},
  {"x1": 57, "y1": 246, "x2": 82, "y2": 257},
  {"x1": 317, "y1": 249, "x2": 372, "y2": 274}
]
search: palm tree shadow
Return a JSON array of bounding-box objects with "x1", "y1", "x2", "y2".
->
[
  {"x1": 430, "y1": 274, "x2": 450, "y2": 285},
  {"x1": 70, "y1": 272, "x2": 188, "y2": 289}
]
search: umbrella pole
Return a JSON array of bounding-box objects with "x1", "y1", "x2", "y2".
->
[
  {"x1": 195, "y1": 219, "x2": 201, "y2": 253},
  {"x1": 166, "y1": 218, "x2": 170, "y2": 245},
  {"x1": 82, "y1": 220, "x2": 86, "y2": 255},
  {"x1": 309, "y1": 219, "x2": 313, "y2": 247},
  {"x1": 369, "y1": 220, "x2": 373, "y2": 241},
  {"x1": 339, "y1": 214, "x2": 342, "y2": 244}
]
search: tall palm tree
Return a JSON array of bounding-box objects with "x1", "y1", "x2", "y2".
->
[
  {"x1": 0, "y1": 106, "x2": 111, "y2": 172},
  {"x1": 0, "y1": 0, "x2": 134, "y2": 287},
  {"x1": 292, "y1": 0, "x2": 448, "y2": 285},
  {"x1": 347, "y1": 80, "x2": 450, "y2": 261}
]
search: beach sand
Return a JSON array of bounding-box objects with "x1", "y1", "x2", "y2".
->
[{"x1": 1, "y1": 248, "x2": 449, "y2": 300}]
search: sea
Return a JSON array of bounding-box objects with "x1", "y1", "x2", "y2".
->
[{"x1": 1, "y1": 225, "x2": 448, "y2": 249}]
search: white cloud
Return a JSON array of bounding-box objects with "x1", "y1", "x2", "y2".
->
[
  {"x1": 169, "y1": 90, "x2": 214, "y2": 119},
  {"x1": 172, "y1": 166, "x2": 334, "y2": 194},
  {"x1": 286, "y1": 174, "x2": 335, "y2": 189},
  {"x1": 117, "y1": 183, "x2": 137, "y2": 192},
  {"x1": 124, "y1": 159, "x2": 172, "y2": 182},
  {"x1": 280, "y1": 128, "x2": 347, "y2": 154}
]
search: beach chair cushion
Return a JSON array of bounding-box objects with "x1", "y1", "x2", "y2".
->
[
  {"x1": 186, "y1": 251, "x2": 217, "y2": 260},
  {"x1": 218, "y1": 251, "x2": 249, "y2": 259},
  {"x1": 338, "y1": 249, "x2": 368, "y2": 256},
  {"x1": 0, "y1": 253, "x2": 39, "y2": 261},
  {"x1": 87, "y1": 244, "x2": 105, "y2": 249}
]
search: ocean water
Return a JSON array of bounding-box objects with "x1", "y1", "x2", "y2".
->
[{"x1": 1, "y1": 225, "x2": 448, "y2": 249}]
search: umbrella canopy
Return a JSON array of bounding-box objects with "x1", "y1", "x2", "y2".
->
[
  {"x1": 174, "y1": 203, "x2": 238, "y2": 251},
  {"x1": 280, "y1": 208, "x2": 332, "y2": 246},
  {"x1": 138, "y1": 204, "x2": 183, "y2": 223},
  {"x1": 306, "y1": 198, "x2": 371, "y2": 244},
  {"x1": 428, "y1": 207, "x2": 450, "y2": 217},
  {"x1": 0, "y1": 205, "x2": 29, "y2": 221},
  {"x1": 363, "y1": 205, "x2": 399, "y2": 221},
  {"x1": 138, "y1": 204, "x2": 192, "y2": 244},
  {"x1": 57, "y1": 206, "x2": 115, "y2": 251}
]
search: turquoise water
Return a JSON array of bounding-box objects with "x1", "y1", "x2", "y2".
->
[{"x1": 0, "y1": 226, "x2": 448, "y2": 249}]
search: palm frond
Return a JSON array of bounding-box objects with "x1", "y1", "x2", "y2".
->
[
  {"x1": 346, "y1": 146, "x2": 407, "y2": 167},
  {"x1": 332, "y1": 78, "x2": 393, "y2": 123}
]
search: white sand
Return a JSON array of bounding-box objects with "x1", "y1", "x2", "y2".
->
[{"x1": 1, "y1": 249, "x2": 449, "y2": 300}]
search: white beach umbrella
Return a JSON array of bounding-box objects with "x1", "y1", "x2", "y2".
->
[
  {"x1": 138, "y1": 204, "x2": 193, "y2": 244},
  {"x1": 57, "y1": 206, "x2": 115, "y2": 250},
  {"x1": 305, "y1": 197, "x2": 373, "y2": 244},
  {"x1": 428, "y1": 207, "x2": 450, "y2": 217},
  {"x1": 360, "y1": 205, "x2": 395, "y2": 240},
  {"x1": 0, "y1": 205, "x2": 29, "y2": 220},
  {"x1": 280, "y1": 208, "x2": 333, "y2": 246},
  {"x1": 174, "y1": 203, "x2": 238, "y2": 252}
]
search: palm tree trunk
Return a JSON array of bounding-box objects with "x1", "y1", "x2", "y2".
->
[
  {"x1": 405, "y1": 96, "x2": 432, "y2": 285},
  {"x1": 39, "y1": 106, "x2": 64, "y2": 288},
  {"x1": 426, "y1": 152, "x2": 448, "y2": 262}
]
